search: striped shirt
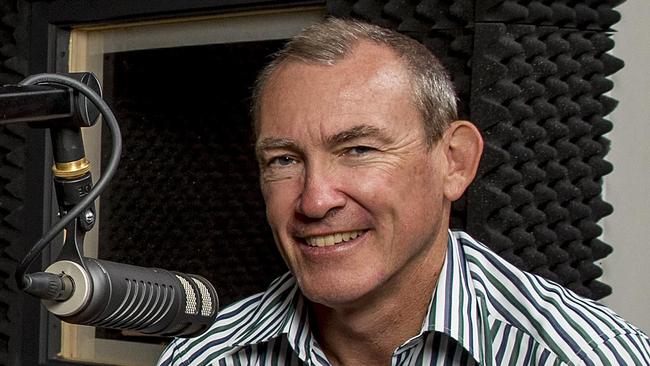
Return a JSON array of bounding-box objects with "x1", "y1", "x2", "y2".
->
[{"x1": 158, "y1": 230, "x2": 650, "y2": 365}]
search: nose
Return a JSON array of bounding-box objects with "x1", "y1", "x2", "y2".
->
[{"x1": 296, "y1": 163, "x2": 346, "y2": 219}]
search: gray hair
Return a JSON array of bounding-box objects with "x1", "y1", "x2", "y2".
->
[{"x1": 251, "y1": 17, "x2": 458, "y2": 145}]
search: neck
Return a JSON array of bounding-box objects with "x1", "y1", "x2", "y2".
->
[{"x1": 310, "y1": 230, "x2": 448, "y2": 366}]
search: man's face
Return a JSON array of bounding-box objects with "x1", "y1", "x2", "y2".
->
[{"x1": 256, "y1": 42, "x2": 450, "y2": 308}]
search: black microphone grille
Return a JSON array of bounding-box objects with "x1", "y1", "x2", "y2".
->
[
  {"x1": 91, "y1": 277, "x2": 176, "y2": 330},
  {"x1": 56, "y1": 258, "x2": 219, "y2": 338}
]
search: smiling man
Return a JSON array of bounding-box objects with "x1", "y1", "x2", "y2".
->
[{"x1": 159, "y1": 18, "x2": 650, "y2": 365}]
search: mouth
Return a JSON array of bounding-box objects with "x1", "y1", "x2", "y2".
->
[{"x1": 303, "y1": 230, "x2": 366, "y2": 247}]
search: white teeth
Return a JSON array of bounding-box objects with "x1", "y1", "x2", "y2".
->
[{"x1": 305, "y1": 230, "x2": 364, "y2": 247}]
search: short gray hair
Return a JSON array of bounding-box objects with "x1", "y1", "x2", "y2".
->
[{"x1": 251, "y1": 17, "x2": 458, "y2": 145}]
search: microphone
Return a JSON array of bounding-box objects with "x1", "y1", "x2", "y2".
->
[
  {"x1": 24, "y1": 258, "x2": 218, "y2": 338},
  {"x1": 12, "y1": 73, "x2": 219, "y2": 338}
]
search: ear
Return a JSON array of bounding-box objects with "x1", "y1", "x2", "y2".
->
[{"x1": 440, "y1": 120, "x2": 483, "y2": 202}]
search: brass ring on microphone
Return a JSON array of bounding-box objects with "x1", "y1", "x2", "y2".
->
[{"x1": 52, "y1": 157, "x2": 91, "y2": 179}]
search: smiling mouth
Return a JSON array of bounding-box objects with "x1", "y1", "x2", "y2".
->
[{"x1": 304, "y1": 230, "x2": 366, "y2": 247}]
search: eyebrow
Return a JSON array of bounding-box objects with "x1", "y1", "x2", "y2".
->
[
  {"x1": 255, "y1": 124, "x2": 393, "y2": 156},
  {"x1": 326, "y1": 124, "x2": 393, "y2": 147},
  {"x1": 255, "y1": 137, "x2": 298, "y2": 157}
]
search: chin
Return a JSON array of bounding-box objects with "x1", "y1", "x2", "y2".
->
[{"x1": 296, "y1": 269, "x2": 385, "y2": 308}]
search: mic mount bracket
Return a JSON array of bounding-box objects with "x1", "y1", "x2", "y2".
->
[{"x1": 9, "y1": 72, "x2": 103, "y2": 299}]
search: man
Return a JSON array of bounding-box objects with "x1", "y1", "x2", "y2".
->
[{"x1": 159, "y1": 18, "x2": 650, "y2": 365}]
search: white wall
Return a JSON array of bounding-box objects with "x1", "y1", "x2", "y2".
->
[{"x1": 600, "y1": 0, "x2": 650, "y2": 333}]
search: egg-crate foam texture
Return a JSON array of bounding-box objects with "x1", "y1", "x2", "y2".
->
[
  {"x1": 327, "y1": 0, "x2": 624, "y2": 31},
  {"x1": 327, "y1": 0, "x2": 474, "y2": 30},
  {"x1": 475, "y1": 0, "x2": 624, "y2": 30},
  {"x1": 0, "y1": 0, "x2": 30, "y2": 364},
  {"x1": 467, "y1": 23, "x2": 621, "y2": 299},
  {"x1": 0, "y1": 124, "x2": 26, "y2": 366}
]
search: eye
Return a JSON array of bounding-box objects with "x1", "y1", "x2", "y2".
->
[
  {"x1": 268, "y1": 155, "x2": 297, "y2": 167},
  {"x1": 344, "y1": 146, "x2": 376, "y2": 156}
]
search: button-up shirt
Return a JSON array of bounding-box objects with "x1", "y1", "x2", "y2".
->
[{"x1": 158, "y1": 231, "x2": 650, "y2": 365}]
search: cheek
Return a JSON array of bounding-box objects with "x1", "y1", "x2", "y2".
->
[
  {"x1": 346, "y1": 169, "x2": 391, "y2": 208},
  {"x1": 359, "y1": 160, "x2": 442, "y2": 229},
  {"x1": 262, "y1": 180, "x2": 300, "y2": 225},
  {"x1": 350, "y1": 157, "x2": 438, "y2": 202}
]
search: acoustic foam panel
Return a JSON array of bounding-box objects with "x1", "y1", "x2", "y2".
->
[
  {"x1": 0, "y1": 124, "x2": 25, "y2": 366},
  {"x1": 329, "y1": 0, "x2": 623, "y2": 30},
  {"x1": 0, "y1": 0, "x2": 29, "y2": 364},
  {"x1": 475, "y1": 0, "x2": 624, "y2": 30},
  {"x1": 468, "y1": 23, "x2": 621, "y2": 299}
]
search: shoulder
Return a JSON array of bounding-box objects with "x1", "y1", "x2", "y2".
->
[
  {"x1": 157, "y1": 273, "x2": 297, "y2": 366},
  {"x1": 451, "y1": 231, "x2": 650, "y2": 364}
]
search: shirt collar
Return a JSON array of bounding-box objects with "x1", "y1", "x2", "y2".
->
[
  {"x1": 231, "y1": 273, "x2": 323, "y2": 364},
  {"x1": 421, "y1": 230, "x2": 486, "y2": 364},
  {"x1": 230, "y1": 273, "x2": 299, "y2": 346}
]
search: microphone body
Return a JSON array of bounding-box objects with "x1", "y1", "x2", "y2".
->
[{"x1": 42, "y1": 258, "x2": 218, "y2": 338}]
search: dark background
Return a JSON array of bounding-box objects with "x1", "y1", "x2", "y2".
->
[
  {"x1": 0, "y1": 0, "x2": 625, "y2": 364},
  {"x1": 98, "y1": 41, "x2": 288, "y2": 308}
]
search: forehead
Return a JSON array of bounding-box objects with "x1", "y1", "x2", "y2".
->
[{"x1": 257, "y1": 41, "x2": 421, "y2": 142}]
